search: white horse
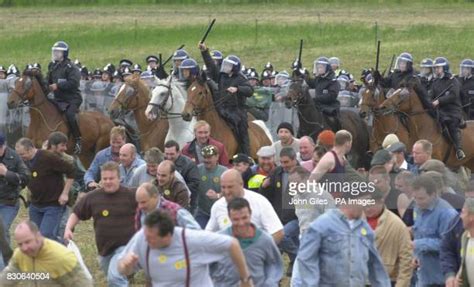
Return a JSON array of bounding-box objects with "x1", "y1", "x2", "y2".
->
[{"x1": 145, "y1": 77, "x2": 195, "y2": 148}]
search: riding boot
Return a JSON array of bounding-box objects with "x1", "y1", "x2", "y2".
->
[
  {"x1": 451, "y1": 128, "x2": 466, "y2": 160},
  {"x1": 239, "y1": 127, "x2": 251, "y2": 156},
  {"x1": 66, "y1": 113, "x2": 82, "y2": 155}
]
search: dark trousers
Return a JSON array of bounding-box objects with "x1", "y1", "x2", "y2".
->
[{"x1": 64, "y1": 103, "x2": 81, "y2": 139}]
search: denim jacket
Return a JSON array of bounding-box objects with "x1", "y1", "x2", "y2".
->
[
  {"x1": 292, "y1": 209, "x2": 390, "y2": 287},
  {"x1": 83, "y1": 146, "x2": 113, "y2": 185},
  {"x1": 413, "y1": 197, "x2": 457, "y2": 285}
]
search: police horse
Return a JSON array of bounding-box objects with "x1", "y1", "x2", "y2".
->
[
  {"x1": 380, "y1": 87, "x2": 474, "y2": 170},
  {"x1": 108, "y1": 74, "x2": 169, "y2": 151},
  {"x1": 359, "y1": 77, "x2": 412, "y2": 153},
  {"x1": 7, "y1": 70, "x2": 114, "y2": 168},
  {"x1": 286, "y1": 78, "x2": 370, "y2": 169},
  {"x1": 181, "y1": 73, "x2": 272, "y2": 159},
  {"x1": 145, "y1": 77, "x2": 196, "y2": 149}
]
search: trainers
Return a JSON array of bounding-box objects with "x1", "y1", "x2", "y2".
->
[{"x1": 456, "y1": 149, "x2": 466, "y2": 160}]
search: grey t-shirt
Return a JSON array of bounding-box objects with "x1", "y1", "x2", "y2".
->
[
  {"x1": 120, "y1": 227, "x2": 233, "y2": 287},
  {"x1": 211, "y1": 227, "x2": 283, "y2": 286}
]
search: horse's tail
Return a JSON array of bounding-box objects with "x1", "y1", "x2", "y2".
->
[{"x1": 252, "y1": 120, "x2": 273, "y2": 144}]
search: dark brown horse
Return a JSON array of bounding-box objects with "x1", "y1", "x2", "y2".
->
[
  {"x1": 287, "y1": 79, "x2": 370, "y2": 169},
  {"x1": 359, "y1": 83, "x2": 412, "y2": 152},
  {"x1": 380, "y1": 87, "x2": 474, "y2": 170},
  {"x1": 7, "y1": 70, "x2": 114, "y2": 168},
  {"x1": 109, "y1": 74, "x2": 168, "y2": 151},
  {"x1": 181, "y1": 74, "x2": 272, "y2": 159}
]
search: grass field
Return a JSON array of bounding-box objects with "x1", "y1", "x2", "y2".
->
[{"x1": 2, "y1": 1, "x2": 474, "y2": 286}]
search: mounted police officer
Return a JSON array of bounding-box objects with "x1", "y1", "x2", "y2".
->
[
  {"x1": 46, "y1": 41, "x2": 82, "y2": 154},
  {"x1": 458, "y1": 59, "x2": 474, "y2": 120},
  {"x1": 431, "y1": 57, "x2": 465, "y2": 160},
  {"x1": 380, "y1": 52, "x2": 431, "y2": 109},
  {"x1": 306, "y1": 56, "x2": 341, "y2": 130},
  {"x1": 419, "y1": 58, "x2": 434, "y2": 93},
  {"x1": 171, "y1": 49, "x2": 189, "y2": 80},
  {"x1": 178, "y1": 58, "x2": 200, "y2": 89},
  {"x1": 198, "y1": 42, "x2": 253, "y2": 156}
]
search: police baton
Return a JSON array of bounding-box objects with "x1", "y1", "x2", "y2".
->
[
  {"x1": 200, "y1": 18, "x2": 216, "y2": 44},
  {"x1": 162, "y1": 44, "x2": 186, "y2": 67},
  {"x1": 433, "y1": 84, "x2": 454, "y2": 101}
]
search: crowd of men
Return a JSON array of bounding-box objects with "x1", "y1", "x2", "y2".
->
[{"x1": 0, "y1": 40, "x2": 473, "y2": 286}]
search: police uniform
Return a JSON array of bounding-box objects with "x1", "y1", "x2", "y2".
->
[
  {"x1": 459, "y1": 75, "x2": 474, "y2": 119},
  {"x1": 202, "y1": 50, "x2": 253, "y2": 155},
  {"x1": 307, "y1": 70, "x2": 341, "y2": 129},
  {"x1": 432, "y1": 73, "x2": 464, "y2": 153},
  {"x1": 47, "y1": 58, "x2": 82, "y2": 142}
]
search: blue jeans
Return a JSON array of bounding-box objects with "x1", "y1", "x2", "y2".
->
[
  {"x1": 29, "y1": 204, "x2": 65, "y2": 242},
  {"x1": 98, "y1": 245, "x2": 128, "y2": 287},
  {"x1": 0, "y1": 203, "x2": 20, "y2": 243},
  {"x1": 194, "y1": 209, "x2": 210, "y2": 229},
  {"x1": 279, "y1": 219, "x2": 300, "y2": 262}
]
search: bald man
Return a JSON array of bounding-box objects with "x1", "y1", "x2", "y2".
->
[
  {"x1": 298, "y1": 136, "x2": 315, "y2": 162},
  {"x1": 152, "y1": 160, "x2": 190, "y2": 209},
  {"x1": 206, "y1": 169, "x2": 284, "y2": 243},
  {"x1": 135, "y1": 182, "x2": 200, "y2": 230},
  {"x1": 119, "y1": 143, "x2": 145, "y2": 187},
  {"x1": 0, "y1": 220, "x2": 92, "y2": 286}
]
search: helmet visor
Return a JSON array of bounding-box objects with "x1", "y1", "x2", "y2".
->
[
  {"x1": 52, "y1": 50, "x2": 64, "y2": 62},
  {"x1": 220, "y1": 59, "x2": 234, "y2": 74}
]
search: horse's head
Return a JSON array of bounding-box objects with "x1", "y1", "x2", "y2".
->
[
  {"x1": 145, "y1": 77, "x2": 172, "y2": 121},
  {"x1": 109, "y1": 74, "x2": 149, "y2": 119},
  {"x1": 379, "y1": 87, "x2": 412, "y2": 114},
  {"x1": 286, "y1": 78, "x2": 308, "y2": 108},
  {"x1": 7, "y1": 71, "x2": 38, "y2": 109},
  {"x1": 359, "y1": 85, "x2": 385, "y2": 118},
  {"x1": 182, "y1": 72, "x2": 211, "y2": 122}
]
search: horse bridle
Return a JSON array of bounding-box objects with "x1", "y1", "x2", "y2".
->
[
  {"x1": 115, "y1": 83, "x2": 148, "y2": 112},
  {"x1": 11, "y1": 76, "x2": 46, "y2": 107},
  {"x1": 147, "y1": 83, "x2": 183, "y2": 119},
  {"x1": 186, "y1": 83, "x2": 232, "y2": 117},
  {"x1": 287, "y1": 80, "x2": 325, "y2": 130}
]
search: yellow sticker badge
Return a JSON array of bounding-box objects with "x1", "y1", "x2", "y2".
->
[
  {"x1": 32, "y1": 171, "x2": 38, "y2": 178},
  {"x1": 213, "y1": 177, "x2": 219, "y2": 183},
  {"x1": 164, "y1": 190, "x2": 171, "y2": 196},
  {"x1": 223, "y1": 217, "x2": 229, "y2": 225},
  {"x1": 361, "y1": 227, "x2": 367, "y2": 236},
  {"x1": 102, "y1": 210, "x2": 109, "y2": 217},
  {"x1": 201, "y1": 175, "x2": 207, "y2": 181},
  {"x1": 276, "y1": 182, "x2": 281, "y2": 188},
  {"x1": 174, "y1": 260, "x2": 187, "y2": 270},
  {"x1": 158, "y1": 254, "x2": 167, "y2": 264}
]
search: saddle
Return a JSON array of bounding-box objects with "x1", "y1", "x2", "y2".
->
[{"x1": 49, "y1": 98, "x2": 69, "y2": 113}]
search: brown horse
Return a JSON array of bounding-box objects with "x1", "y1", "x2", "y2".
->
[
  {"x1": 379, "y1": 87, "x2": 474, "y2": 170},
  {"x1": 109, "y1": 74, "x2": 168, "y2": 151},
  {"x1": 286, "y1": 78, "x2": 370, "y2": 169},
  {"x1": 359, "y1": 83, "x2": 412, "y2": 152},
  {"x1": 7, "y1": 70, "x2": 113, "y2": 168},
  {"x1": 181, "y1": 75, "x2": 272, "y2": 159}
]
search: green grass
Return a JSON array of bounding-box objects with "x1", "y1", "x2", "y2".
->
[
  {"x1": 3, "y1": 2, "x2": 474, "y2": 286},
  {"x1": 0, "y1": 3, "x2": 473, "y2": 76}
]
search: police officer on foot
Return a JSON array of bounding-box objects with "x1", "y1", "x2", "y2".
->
[{"x1": 47, "y1": 41, "x2": 82, "y2": 154}]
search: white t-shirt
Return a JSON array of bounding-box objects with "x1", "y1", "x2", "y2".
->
[
  {"x1": 120, "y1": 227, "x2": 233, "y2": 287},
  {"x1": 205, "y1": 189, "x2": 284, "y2": 235}
]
